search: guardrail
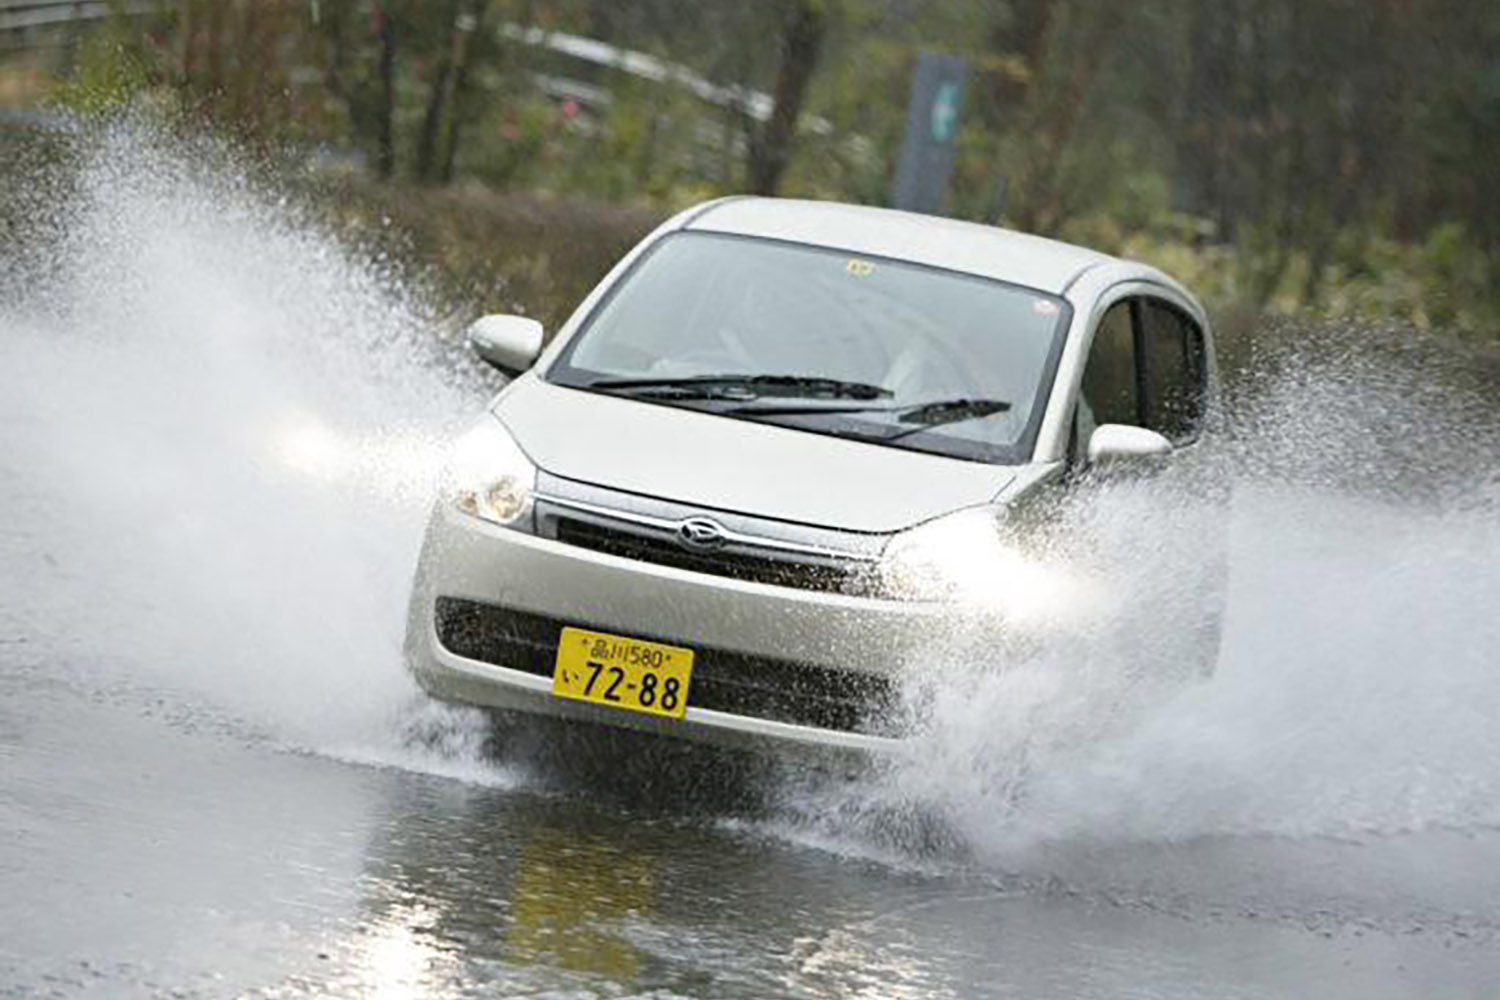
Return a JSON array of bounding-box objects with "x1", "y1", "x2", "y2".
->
[{"x1": 0, "y1": 0, "x2": 155, "y2": 35}]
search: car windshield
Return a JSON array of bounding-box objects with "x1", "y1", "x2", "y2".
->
[{"x1": 546, "y1": 232, "x2": 1071, "y2": 463}]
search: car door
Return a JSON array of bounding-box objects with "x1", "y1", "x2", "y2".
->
[{"x1": 1071, "y1": 291, "x2": 1228, "y2": 674}]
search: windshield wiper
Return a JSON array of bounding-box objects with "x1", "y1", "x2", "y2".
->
[
  {"x1": 892, "y1": 397, "x2": 1012, "y2": 425},
  {"x1": 581, "y1": 374, "x2": 893, "y2": 402},
  {"x1": 730, "y1": 396, "x2": 1011, "y2": 426}
]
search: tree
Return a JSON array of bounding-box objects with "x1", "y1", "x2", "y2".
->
[
  {"x1": 745, "y1": 0, "x2": 830, "y2": 195},
  {"x1": 415, "y1": 0, "x2": 491, "y2": 184},
  {"x1": 374, "y1": 0, "x2": 396, "y2": 178}
]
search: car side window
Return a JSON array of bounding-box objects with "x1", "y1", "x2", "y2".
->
[
  {"x1": 1077, "y1": 301, "x2": 1137, "y2": 436},
  {"x1": 1073, "y1": 295, "x2": 1207, "y2": 462},
  {"x1": 1139, "y1": 299, "x2": 1207, "y2": 442}
]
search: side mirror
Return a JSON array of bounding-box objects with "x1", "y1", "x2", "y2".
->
[
  {"x1": 468, "y1": 314, "x2": 543, "y2": 377},
  {"x1": 1087, "y1": 423, "x2": 1173, "y2": 465}
]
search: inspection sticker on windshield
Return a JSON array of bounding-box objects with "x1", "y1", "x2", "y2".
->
[
  {"x1": 553, "y1": 627, "x2": 694, "y2": 720},
  {"x1": 1033, "y1": 299, "x2": 1060, "y2": 316},
  {"x1": 845, "y1": 258, "x2": 876, "y2": 277}
]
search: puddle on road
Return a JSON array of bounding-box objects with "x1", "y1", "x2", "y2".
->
[{"x1": 1, "y1": 116, "x2": 1499, "y2": 881}]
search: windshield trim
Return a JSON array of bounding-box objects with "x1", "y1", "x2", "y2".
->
[{"x1": 544, "y1": 230, "x2": 1074, "y2": 465}]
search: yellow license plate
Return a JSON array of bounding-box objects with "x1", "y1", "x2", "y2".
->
[{"x1": 552, "y1": 627, "x2": 694, "y2": 720}]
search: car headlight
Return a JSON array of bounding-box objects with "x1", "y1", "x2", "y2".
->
[
  {"x1": 880, "y1": 506, "x2": 1070, "y2": 617},
  {"x1": 442, "y1": 415, "x2": 536, "y2": 528}
]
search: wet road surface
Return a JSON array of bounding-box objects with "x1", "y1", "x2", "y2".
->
[{"x1": 4, "y1": 654, "x2": 1498, "y2": 999}]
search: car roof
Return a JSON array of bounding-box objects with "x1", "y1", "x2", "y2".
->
[{"x1": 681, "y1": 196, "x2": 1117, "y2": 295}]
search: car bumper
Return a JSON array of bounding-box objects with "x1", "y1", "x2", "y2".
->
[{"x1": 404, "y1": 504, "x2": 967, "y2": 760}]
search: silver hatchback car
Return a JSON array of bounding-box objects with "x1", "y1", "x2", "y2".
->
[{"x1": 405, "y1": 197, "x2": 1218, "y2": 757}]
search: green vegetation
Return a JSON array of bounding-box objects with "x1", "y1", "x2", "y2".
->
[
  {"x1": 8, "y1": 0, "x2": 1500, "y2": 342},
  {"x1": 308, "y1": 175, "x2": 662, "y2": 334}
]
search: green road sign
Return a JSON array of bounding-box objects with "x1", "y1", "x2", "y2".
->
[{"x1": 892, "y1": 51, "x2": 968, "y2": 215}]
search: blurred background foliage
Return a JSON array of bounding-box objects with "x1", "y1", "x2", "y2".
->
[{"x1": 4, "y1": 0, "x2": 1499, "y2": 344}]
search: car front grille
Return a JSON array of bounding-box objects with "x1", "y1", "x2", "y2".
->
[
  {"x1": 530, "y1": 473, "x2": 889, "y2": 596},
  {"x1": 550, "y1": 516, "x2": 857, "y2": 592},
  {"x1": 433, "y1": 597, "x2": 901, "y2": 737}
]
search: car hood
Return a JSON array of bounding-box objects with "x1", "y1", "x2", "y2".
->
[{"x1": 494, "y1": 378, "x2": 1017, "y2": 533}]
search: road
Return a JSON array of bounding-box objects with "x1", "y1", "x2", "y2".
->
[{"x1": 3, "y1": 640, "x2": 1499, "y2": 998}]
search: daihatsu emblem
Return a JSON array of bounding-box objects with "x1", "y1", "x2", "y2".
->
[{"x1": 677, "y1": 516, "x2": 727, "y2": 550}]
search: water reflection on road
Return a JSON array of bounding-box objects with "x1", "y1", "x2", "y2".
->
[{"x1": 328, "y1": 744, "x2": 1500, "y2": 1000}]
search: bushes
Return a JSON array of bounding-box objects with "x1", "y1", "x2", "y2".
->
[
  {"x1": 309, "y1": 172, "x2": 1497, "y2": 374},
  {"x1": 1058, "y1": 214, "x2": 1500, "y2": 364},
  {"x1": 305, "y1": 175, "x2": 665, "y2": 336}
]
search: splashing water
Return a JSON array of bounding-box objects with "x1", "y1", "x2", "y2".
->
[
  {"x1": 785, "y1": 339, "x2": 1500, "y2": 858},
  {"x1": 0, "y1": 118, "x2": 497, "y2": 775},
  {"x1": 4, "y1": 120, "x2": 1499, "y2": 854}
]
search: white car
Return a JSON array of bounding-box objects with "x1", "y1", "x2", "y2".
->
[{"x1": 405, "y1": 197, "x2": 1219, "y2": 757}]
